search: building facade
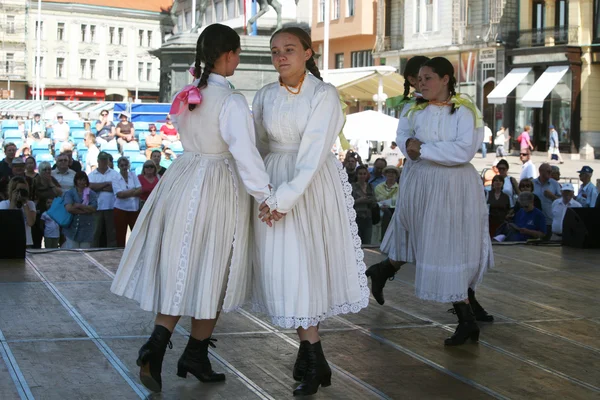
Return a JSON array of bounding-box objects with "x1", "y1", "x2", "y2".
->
[{"x1": 0, "y1": 0, "x2": 29, "y2": 99}]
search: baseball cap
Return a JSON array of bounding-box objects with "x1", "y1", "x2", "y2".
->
[
  {"x1": 549, "y1": 124, "x2": 555, "y2": 129},
  {"x1": 57, "y1": 113, "x2": 63, "y2": 118},
  {"x1": 577, "y1": 166, "x2": 594, "y2": 174},
  {"x1": 11, "y1": 158, "x2": 25, "y2": 165},
  {"x1": 561, "y1": 183, "x2": 574, "y2": 192}
]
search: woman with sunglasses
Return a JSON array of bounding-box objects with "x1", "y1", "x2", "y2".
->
[
  {"x1": 145, "y1": 124, "x2": 163, "y2": 159},
  {"x1": 496, "y1": 159, "x2": 519, "y2": 207},
  {"x1": 95, "y1": 110, "x2": 116, "y2": 146},
  {"x1": 33, "y1": 161, "x2": 63, "y2": 201},
  {"x1": 138, "y1": 160, "x2": 160, "y2": 209}
]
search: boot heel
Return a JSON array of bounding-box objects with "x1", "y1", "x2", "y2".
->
[
  {"x1": 177, "y1": 366, "x2": 188, "y2": 378},
  {"x1": 470, "y1": 330, "x2": 480, "y2": 342},
  {"x1": 321, "y1": 373, "x2": 332, "y2": 387}
]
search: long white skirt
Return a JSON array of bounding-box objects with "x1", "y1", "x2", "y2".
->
[
  {"x1": 110, "y1": 152, "x2": 254, "y2": 319},
  {"x1": 381, "y1": 159, "x2": 493, "y2": 303},
  {"x1": 252, "y1": 148, "x2": 369, "y2": 329}
]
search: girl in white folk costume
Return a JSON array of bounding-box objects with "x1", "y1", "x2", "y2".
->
[
  {"x1": 368, "y1": 57, "x2": 494, "y2": 346},
  {"x1": 252, "y1": 27, "x2": 369, "y2": 396},
  {"x1": 110, "y1": 24, "x2": 274, "y2": 393}
]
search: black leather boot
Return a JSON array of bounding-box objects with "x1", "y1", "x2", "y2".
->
[
  {"x1": 444, "y1": 302, "x2": 480, "y2": 346},
  {"x1": 293, "y1": 341, "x2": 332, "y2": 396},
  {"x1": 293, "y1": 340, "x2": 310, "y2": 381},
  {"x1": 468, "y1": 288, "x2": 494, "y2": 322},
  {"x1": 136, "y1": 325, "x2": 173, "y2": 392},
  {"x1": 365, "y1": 259, "x2": 400, "y2": 305},
  {"x1": 177, "y1": 337, "x2": 226, "y2": 383}
]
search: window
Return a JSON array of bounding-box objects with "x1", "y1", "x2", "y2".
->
[
  {"x1": 595, "y1": 0, "x2": 600, "y2": 41},
  {"x1": 177, "y1": 13, "x2": 184, "y2": 32},
  {"x1": 6, "y1": 16, "x2": 15, "y2": 34},
  {"x1": 146, "y1": 63, "x2": 152, "y2": 82},
  {"x1": 532, "y1": 0, "x2": 545, "y2": 45},
  {"x1": 35, "y1": 56, "x2": 44, "y2": 77},
  {"x1": 35, "y1": 21, "x2": 44, "y2": 40},
  {"x1": 108, "y1": 60, "x2": 115, "y2": 80},
  {"x1": 117, "y1": 60, "x2": 124, "y2": 80},
  {"x1": 139, "y1": 30, "x2": 144, "y2": 46},
  {"x1": 425, "y1": 0, "x2": 434, "y2": 31},
  {"x1": 226, "y1": 0, "x2": 236, "y2": 19},
  {"x1": 81, "y1": 24, "x2": 87, "y2": 42},
  {"x1": 5, "y1": 53, "x2": 14, "y2": 74},
  {"x1": 318, "y1": 0, "x2": 325, "y2": 22},
  {"x1": 335, "y1": 53, "x2": 344, "y2": 69},
  {"x1": 56, "y1": 57, "x2": 65, "y2": 78},
  {"x1": 332, "y1": 0, "x2": 340, "y2": 19},
  {"x1": 57, "y1": 22, "x2": 65, "y2": 41},
  {"x1": 90, "y1": 59, "x2": 96, "y2": 79},
  {"x1": 555, "y1": 0, "x2": 568, "y2": 43},
  {"x1": 109, "y1": 27, "x2": 115, "y2": 44},
  {"x1": 215, "y1": 0, "x2": 224, "y2": 21},
  {"x1": 80, "y1": 59, "x2": 87, "y2": 78},
  {"x1": 351, "y1": 50, "x2": 373, "y2": 67},
  {"x1": 138, "y1": 62, "x2": 144, "y2": 81},
  {"x1": 90, "y1": 25, "x2": 96, "y2": 43},
  {"x1": 347, "y1": 0, "x2": 355, "y2": 16},
  {"x1": 185, "y1": 11, "x2": 192, "y2": 29},
  {"x1": 118, "y1": 28, "x2": 124, "y2": 45},
  {"x1": 147, "y1": 31, "x2": 153, "y2": 47}
]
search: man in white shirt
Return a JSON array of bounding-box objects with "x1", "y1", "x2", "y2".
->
[
  {"x1": 494, "y1": 126, "x2": 508, "y2": 157},
  {"x1": 382, "y1": 142, "x2": 402, "y2": 167},
  {"x1": 27, "y1": 113, "x2": 47, "y2": 143},
  {"x1": 482, "y1": 123, "x2": 492, "y2": 158},
  {"x1": 84, "y1": 133, "x2": 100, "y2": 173},
  {"x1": 51, "y1": 153, "x2": 76, "y2": 191},
  {"x1": 88, "y1": 151, "x2": 120, "y2": 247},
  {"x1": 52, "y1": 113, "x2": 71, "y2": 145},
  {"x1": 547, "y1": 125, "x2": 564, "y2": 163},
  {"x1": 519, "y1": 149, "x2": 538, "y2": 181},
  {"x1": 551, "y1": 183, "x2": 581, "y2": 240},
  {"x1": 575, "y1": 166, "x2": 598, "y2": 208}
]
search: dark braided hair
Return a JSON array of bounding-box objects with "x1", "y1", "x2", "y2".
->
[
  {"x1": 270, "y1": 27, "x2": 323, "y2": 81},
  {"x1": 189, "y1": 23, "x2": 240, "y2": 111},
  {"x1": 402, "y1": 56, "x2": 430, "y2": 100},
  {"x1": 420, "y1": 57, "x2": 459, "y2": 114}
]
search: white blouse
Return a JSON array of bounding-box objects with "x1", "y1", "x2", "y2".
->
[{"x1": 112, "y1": 171, "x2": 141, "y2": 211}]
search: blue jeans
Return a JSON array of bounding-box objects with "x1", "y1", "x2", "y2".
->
[{"x1": 481, "y1": 142, "x2": 487, "y2": 158}]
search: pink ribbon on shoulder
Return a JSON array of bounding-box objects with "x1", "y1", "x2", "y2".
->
[{"x1": 169, "y1": 84, "x2": 202, "y2": 115}]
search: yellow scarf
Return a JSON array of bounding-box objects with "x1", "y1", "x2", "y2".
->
[{"x1": 403, "y1": 94, "x2": 483, "y2": 128}]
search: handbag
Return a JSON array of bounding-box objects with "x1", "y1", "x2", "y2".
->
[{"x1": 47, "y1": 195, "x2": 73, "y2": 228}]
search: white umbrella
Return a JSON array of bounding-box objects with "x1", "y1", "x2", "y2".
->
[{"x1": 343, "y1": 110, "x2": 399, "y2": 142}]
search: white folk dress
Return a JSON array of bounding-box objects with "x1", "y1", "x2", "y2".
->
[
  {"x1": 381, "y1": 98, "x2": 494, "y2": 303},
  {"x1": 251, "y1": 75, "x2": 369, "y2": 329},
  {"x1": 111, "y1": 75, "x2": 272, "y2": 319}
]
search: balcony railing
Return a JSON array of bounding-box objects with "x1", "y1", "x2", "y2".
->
[
  {"x1": 452, "y1": 23, "x2": 500, "y2": 46},
  {"x1": 514, "y1": 26, "x2": 579, "y2": 48}
]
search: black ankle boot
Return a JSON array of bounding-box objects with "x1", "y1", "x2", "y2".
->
[
  {"x1": 444, "y1": 302, "x2": 480, "y2": 346},
  {"x1": 468, "y1": 288, "x2": 494, "y2": 322},
  {"x1": 136, "y1": 325, "x2": 173, "y2": 392},
  {"x1": 293, "y1": 341, "x2": 332, "y2": 396},
  {"x1": 293, "y1": 341, "x2": 310, "y2": 381},
  {"x1": 365, "y1": 259, "x2": 399, "y2": 305},
  {"x1": 177, "y1": 337, "x2": 226, "y2": 383}
]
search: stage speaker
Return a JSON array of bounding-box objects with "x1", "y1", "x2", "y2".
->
[
  {"x1": 562, "y1": 208, "x2": 600, "y2": 249},
  {"x1": 0, "y1": 210, "x2": 26, "y2": 259}
]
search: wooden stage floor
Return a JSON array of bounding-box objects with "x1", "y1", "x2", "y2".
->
[{"x1": 0, "y1": 245, "x2": 599, "y2": 400}]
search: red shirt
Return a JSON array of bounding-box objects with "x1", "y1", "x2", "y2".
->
[
  {"x1": 138, "y1": 174, "x2": 159, "y2": 201},
  {"x1": 160, "y1": 124, "x2": 178, "y2": 137}
]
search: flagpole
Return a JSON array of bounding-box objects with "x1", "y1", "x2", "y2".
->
[{"x1": 322, "y1": 0, "x2": 330, "y2": 81}]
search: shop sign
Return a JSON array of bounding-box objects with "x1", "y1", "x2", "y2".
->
[{"x1": 480, "y1": 49, "x2": 496, "y2": 63}]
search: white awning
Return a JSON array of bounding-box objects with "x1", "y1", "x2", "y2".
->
[
  {"x1": 521, "y1": 65, "x2": 570, "y2": 108},
  {"x1": 486, "y1": 67, "x2": 532, "y2": 104},
  {"x1": 325, "y1": 66, "x2": 406, "y2": 102}
]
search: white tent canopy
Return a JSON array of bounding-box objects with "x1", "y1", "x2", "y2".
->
[{"x1": 343, "y1": 110, "x2": 399, "y2": 142}]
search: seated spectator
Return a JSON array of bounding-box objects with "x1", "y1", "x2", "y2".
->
[
  {"x1": 344, "y1": 151, "x2": 359, "y2": 183},
  {"x1": 519, "y1": 149, "x2": 537, "y2": 181},
  {"x1": 145, "y1": 124, "x2": 163, "y2": 159},
  {"x1": 150, "y1": 150, "x2": 167, "y2": 176},
  {"x1": 487, "y1": 175, "x2": 511, "y2": 237},
  {"x1": 27, "y1": 113, "x2": 47, "y2": 143},
  {"x1": 575, "y1": 166, "x2": 598, "y2": 208},
  {"x1": 25, "y1": 156, "x2": 38, "y2": 179},
  {"x1": 116, "y1": 112, "x2": 136, "y2": 150},
  {"x1": 533, "y1": 163, "x2": 561, "y2": 239},
  {"x1": 95, "y1": 109, "x2": 116, "y2": 145},
  {"x1": 494, "y1": 192, "x2": 546, "y2": 242},
  {"x1": 52, "y1": 143, "x2": 82, "y2": 173},
  {"x1": 52, "y1": 113, "x2": 71, "y2": 146},
  {"x1": 34, "y1": 161, "x2": 63, "y2": 200},
  {"x1": 84, "y1": 133, "x2": 100, "y2": 173},
  {"x1": 375, "y1": 166, "x2": 400, "y2": 239},
  {"x1": 0, "y1": 176, "x2": 37, "y2": 247},
  {"x1": 160, "y1": 114, "x2": 181, "y2": 149},
  {"x1": 40, "y1": 197, "x2": 60, "y2": 248},
  {"x1": 551, "y1": 183, "x2": 581, "y2": 240},
  {"x1": 513, "y1": 178, "x2": 542, "y2": 212},
  {"x1": 0, "y1": 142, "x2": 18, "y2": 198},
  {"x1": 352, "y1": 165, "x2": 377, "y2": 245},
  {"x1": 51, "y1": 153, "x2": 76, "y2": 191},
  {"x1": 113, "y1": 156, "x2": 142, "y2": 247},
  {"x1": 17, "y1": 144, "x2": 32, "y2": 159},
  {"x1": 368, "y1": 158, "x2": 387, "y2": 189},
  {"x1": 482, "y1": 163, "x2": 498, "y2": 192},
  {"x1": 496, "y1": 159, "x2": 519, "y2": 206},
  {"x1": 63, "y1": 171, "x2": 98, "y2": 249},
  {"x1": 138, "y1": 160, "x2": 160, "y2": 208}
]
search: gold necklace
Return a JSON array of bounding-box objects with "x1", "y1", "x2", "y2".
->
[{"x1": 279, "y1": 74, "x2": 306, "y2": 95}]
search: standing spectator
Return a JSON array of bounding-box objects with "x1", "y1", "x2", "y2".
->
[
  {"x1": 63, "y1": 171, "x2": 98, "y2": 249},
  {"x1": 533, "y1": 163, "x2": 562, "y2": 239},
  {"x1": 482, "y1": 123, "x2": 492, "y2": 158},
  {"x1": 52, "y1": 113, "x2": 71, "y2": 146},
  {"x1": 0, "y1": 142, "x2": 17, "y2": 182},
  {"x1": 95, "y1": 109, "x2": 116, "y2": 145},
  {"x1": 138, "y1": 160, "x2": 160, "y2": 208},
  {"x1": 344, "y1": 151, "x2": 359, "y2": 183},
  {"x1": 375, "y1": 166, "x2": 400, "y2": 239},
  {"x1": 575, "y1": 166, "x2": 598, "y2": 208},
  {"x1": 145, "y1": 124, "x2": 163, "y2": 159},
  {"x1": 25, "y1": 156, "x2": 38, "y2": 179},
  {"x1": 51, "y1": 153, "x2": 76, "y2": 191},
  {"x1": 382, "y1": 141, "x2": 402, "y2": 167},
  {"x1": 487, "y1": 175, "x2": 511, "y2": 237},
  {"x1": 352, "y1": 165, "x2": 376, "y2": 244},
  {"x1": 88, "y1": 151, "x2": 120, "y2": 248},
  {"x1": 27, "y1": 113, "x2": 47, "y2": 143},
  {"x1": 150, "y1": 149, "x2": 167, "y2": 176},
  {"x1": 56, "y1": 143, "x2": 83, "y2": 172},
  {"x1": 0, "y1": 176, "x2": 36, "y2": 247},
  {"x1": 517, "y1": 125, "x2": 534, "y2": 152},
  {"x1": 496, "y1": 159, "x2": 519, "y2": 206},
  {"x1": 112, "y1": 156, "x2": 142, "y2": 247},
  {"x1": 33, "y1": 161, "x2": 63, "y2": 200},
  {"x1": 159, "y1": 114, "x2": 181, "y2": 150},
  {"x1": 551, "y1": 183, "x2": 581, "y2": 240},
  {"x1": 40, "y1": 197, "x2": 61, "y2": 248},
  {"x1": 519, "y1": 149, "x2": 537, "y2": 181},
  {"x1": 116, "y1": 112, "x2": 136, "y2": 150},
  {"x1": 547, "y1": 125, "x2": 564, "y2": 163},
  {"x1": 368, "y1": 158, "x2": 387, "y2": 188},
  {"x1": 551, "y1": 165, "x2": 561, "y2": 183},
  {"x1": 9, "y1": 158, "x2": 35, "y2": 198},
  {"x1": 84, "y1": 133, "x2": 100, "y2": 173},
  {"x1": 495, "y1": 126, "x2": 509, "y2": 157}
]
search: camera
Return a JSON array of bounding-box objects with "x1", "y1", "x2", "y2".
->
[{"x1": 15, "y1": 188, "x2": 29, "y2": 208}]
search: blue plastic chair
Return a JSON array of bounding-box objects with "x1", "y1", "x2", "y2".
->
[
  {"x1": 36, "y1": 153, "x2": 55, "y2": 164},
  {"x1": 31, "y1": 141, "x2": 52, "y2": 157},
  {"x1": 138, "y1": 132, "x2": 147, "y2": 151},
  {"x1": 169, "y1": 142, "x2": 184, "y2": 156},
  {"x1": 3, "y1": 130, "x2": 23, "y2": 141},
  {"x1": 1, "y1": 120, "x2": 19, "y2": 129},
  {"x1": 129, "y1": 153, "x2": 146, "y2": 172},
  {"x1": 68, "y1": 120, "x2": 85, "y2": 129},
  {"x1": 100, "y1": 140, "x2": 118, "y2": 152}
]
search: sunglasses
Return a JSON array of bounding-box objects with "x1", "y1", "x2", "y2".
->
[{"x1": 144, "y1": 165, "x2": 155, "y2": 169}]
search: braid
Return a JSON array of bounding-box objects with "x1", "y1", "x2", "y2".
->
[
  {"x1": 306, "y1": 56, "x2": 322, "y2": 81},
  {"x1": 402, "y1": 80, "x2": 411, "y2": 101},
  {"x1": 449, "y1": 76, "x2": 457, "y2": 114}
]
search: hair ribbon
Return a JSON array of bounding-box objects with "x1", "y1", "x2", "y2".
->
[{"x1": 169, "y1": 84, "x2": 202, "y2": 115}]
